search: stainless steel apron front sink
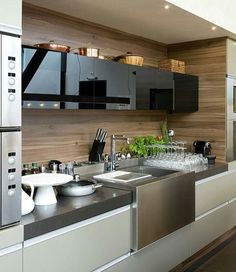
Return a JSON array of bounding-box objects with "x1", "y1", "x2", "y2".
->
[{"x1": 93, "y1": 165, "x2": 195, "y2": 251}]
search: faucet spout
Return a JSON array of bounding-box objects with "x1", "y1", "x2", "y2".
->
[{"x1": 110, "y1": 134, "x2": 129, "y2": 171}]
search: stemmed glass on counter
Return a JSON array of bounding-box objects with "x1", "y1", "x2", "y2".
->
[{"x1": 145, "y1": 141, "x2": 208, "y2": 172}]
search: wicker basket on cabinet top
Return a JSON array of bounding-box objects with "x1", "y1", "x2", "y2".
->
[{"x1": 158, "y1": 59, "x2": 185, "y2": 73}]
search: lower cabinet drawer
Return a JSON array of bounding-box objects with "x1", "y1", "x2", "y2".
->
[
  {"x1": 191, "y1": 204, "x2": 230, "y2": 255},
  {"x1": 23, "y1": 206, "x2": 131, "y2": 272},
  {"x1": 195, "y1": 172, "x2": 230, "y2": 217},
  {"x1": 0, "y1": 247, "x2": 22, "y2": 272}
]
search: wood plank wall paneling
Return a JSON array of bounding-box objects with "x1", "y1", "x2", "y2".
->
[
  {"x1": 22, "y1": 3, "x2": 167, "y2": 67},
  {"x1": 167, "y1": 38, "x2": 227, "y2": 162},
  {"x1": 21, "y1": 4, "x2": 227, "y2": 164},
  {"x1": 22, "y1": 109, "x2": 166, "y2": 164}
]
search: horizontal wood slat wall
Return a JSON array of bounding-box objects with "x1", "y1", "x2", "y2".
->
[
  {"x1": 167, "y1": 38, "x2": 227, "y2": 162},
  {"x1": 22, "y1": 109, "x2": 166, "y2": 164},
  {"x1": 22, "y1": 3, "x2": 167, "y2": 67},
  {"x1": 22, "y1": 4, "x2": 227, "y2": 164}
]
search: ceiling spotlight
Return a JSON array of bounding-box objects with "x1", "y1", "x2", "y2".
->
[
  {"x1": 211, "y1": 26, "x2": 217, "y2": 31},
  {"x1": 26, "y1": 103, "x2": 31, "y2": 107},
  {"x1": 39, "y1": 103, "x2": 45, "y2": 107},
  {"x1": 164, "y1": 4, "x2": 170, "y2": 9}
]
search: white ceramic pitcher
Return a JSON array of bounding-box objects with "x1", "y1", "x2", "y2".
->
[{"x1": 21, "y1": 184, "x2": 35, "y2": 216}]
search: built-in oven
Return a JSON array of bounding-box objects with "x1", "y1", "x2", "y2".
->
[
  {"x1": 226, "y1": 76, "x2": 236, "y2": 162},
  {"x1": 0, "y1": 33, "x2": 21, "y2": 228}
]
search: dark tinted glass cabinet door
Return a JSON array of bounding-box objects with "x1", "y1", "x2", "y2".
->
[
  {"x1": 94, "y1": 59, "x2": 131, "y2": 109},
  {"x1": 66, "y1": 54, "x2": 95, "y2": 109},
  {"x1": 136, "y1": 67, "x2": 173, "y2": 110},
  {"x1": 173, "y1": 73, "x2": 199, "y2": 112}
]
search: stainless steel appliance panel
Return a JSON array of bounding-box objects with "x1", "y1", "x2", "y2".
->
[
  {"x1": 135, "y1": 172, "x2": 195, "y2": 250},
  {"x1": 0, "y1": 34, "x2": 21, "y2": 127},
  {"x1": 0, "y1": 131, "x2": 21, "y2": 226},
  {"x1": 226, "y1": 76, "x2": 236, "y2": 161}
]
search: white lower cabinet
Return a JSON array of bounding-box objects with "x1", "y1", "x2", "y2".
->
[
  {"x1": 195, "y1": 172, "x2": 230, "y2": 217},
  {"x1": 192, "y1": 170, "x2": 235, "y2": 255},
  {"x1": 105, "y1": 224, "x2": 191, "y2": 272},
  {"x1": 228, "y1": 198, "x2": 236, "y2": 228},
  {"x1": 191, "y1": 204, "x2": 230, "y2": 255},
  {"x1": 0, "y1": 225, "x2": 23, "y2": 272},
  {"x1": 0, "y1": 246, "x2": 22, "y2": 272},
  {"x1": 23, "y1": 206, "x2": 131, "y2": 272}
]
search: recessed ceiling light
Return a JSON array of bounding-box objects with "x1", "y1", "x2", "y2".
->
[
  {"x1": 212, "y1": 26, "x2": 217, "y2": 31},
  {"x1": 39, "y1": 103, "x2": 44, "y2": 107},
  {"x1": 164, "y1": 4, "x2": 170, "y2": 9}
]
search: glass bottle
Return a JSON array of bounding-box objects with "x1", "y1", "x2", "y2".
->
[
  {"x1": 22, "y1": 163, "x2": 31, "y2": 176},
  {"x1": 31, "y1": 162, "x2": 39, "y2": 174}
]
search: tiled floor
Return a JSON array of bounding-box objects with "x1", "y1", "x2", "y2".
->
[{"x1": 194, "y1": 238, "x2": 236, "y2": 272}]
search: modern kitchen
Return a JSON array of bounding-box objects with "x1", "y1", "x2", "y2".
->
[{"x1": 1, "y1": 0, "x2": 236, "y2": 271}]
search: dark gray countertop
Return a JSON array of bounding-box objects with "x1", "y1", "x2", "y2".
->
[
  {"x1": 21, "y1": 186, "x2": 132, "y2": 240},
  {"x1": 194, "y1": 163, "x2": 228, "y2": 181}
]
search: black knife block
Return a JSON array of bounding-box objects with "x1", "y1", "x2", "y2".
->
[{"x1": 88, "y1": 140, "x2": 105, "y2": 162}]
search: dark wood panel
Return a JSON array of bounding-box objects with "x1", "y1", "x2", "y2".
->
[{"x1": 167, "y1": 38, "x2": 227, "y2": 162}]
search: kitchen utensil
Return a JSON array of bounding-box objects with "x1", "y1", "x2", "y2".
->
[
  {"x1": 34, "y1": 41, "x2": 70, "y2": 53},
  {"x1": 89, "y1": 140, "x2": 105, "y2": 162},
  {"x1": 58, "y1": 178, "x2": 103, "y2": 196},
  {"x1": 100, "y1": 131, "x2": 107, "y2": 142},
  {"x1": 95, "y1": 128, "x2": 101, "y2": 141},
  {"x1": 96, "y1": 128, "x2": 103, "y2": 142},
  {"x1": 89, "y1": 128, "x2": 106, "y2": 162},
  {"x1": 114, "y1": 52, "x2": 144, "y2": 66},
  {"x1": 78, "y1": 48, "x2": 100, "y2": 58}
]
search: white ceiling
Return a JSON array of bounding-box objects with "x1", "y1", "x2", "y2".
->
[{"x1": 23, "y1": 0, "x2": 236, "y2": 44}]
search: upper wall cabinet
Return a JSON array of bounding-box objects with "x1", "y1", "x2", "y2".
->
[
  {"x1": 135, "y1": 66, "x2": 198, "y2": 112},
  {"x1": 22, "y1": 46, "x2": 134, "y2": 110},
  {"x1": 22, "y1": 45, "x2": 198, "y2": 112}
]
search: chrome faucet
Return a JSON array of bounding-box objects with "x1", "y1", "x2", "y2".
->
[{"x1": 110, "y1": 134, "x2": 130, "y2": 171}]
